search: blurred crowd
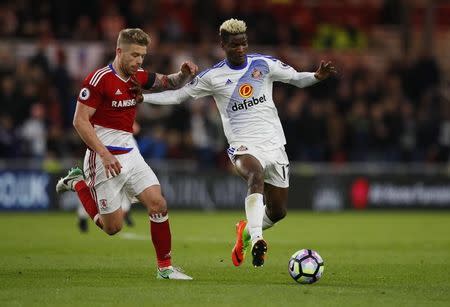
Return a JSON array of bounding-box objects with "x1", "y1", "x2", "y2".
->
[{"x1": 0, "y1": 0, "x2": 449, "y2": 169}]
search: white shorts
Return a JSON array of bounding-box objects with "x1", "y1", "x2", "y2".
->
[
  {"x1": 227, "y1": 144, "x2": 290, "y2": 188},
  {"x1": 83, "y1": 148, "x2": 159, "y2": 214}
]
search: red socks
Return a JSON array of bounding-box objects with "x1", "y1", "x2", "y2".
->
[
  {"x1": 74, "y1": 181, "x2": 103, "y2": 229},
  {"x1": 149, "y1": 212, "x2": 172, "y2": 268},
  {"x1": 75, "y1": 179, "x2": 171, "y2": 268}
]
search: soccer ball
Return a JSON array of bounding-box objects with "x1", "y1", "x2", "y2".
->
[{"x1": 288, "y1": 249, "x2": 324, "y2": 284}]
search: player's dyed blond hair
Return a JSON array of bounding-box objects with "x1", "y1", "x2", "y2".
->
[
  {"x1": 219, "y1": 19, "x2": 247, "y2": 42},
  {"x1": 117, "y1": 28, "x2": 150, "y2": 47}
]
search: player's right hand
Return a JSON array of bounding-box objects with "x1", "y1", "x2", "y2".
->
[
  {"x1": 180, "y1": 61, "x2": 198, "y2": 78},
  {"x1": 130, "y1": 78, "x2": 143, "y2": 103},
  {"x1": 101, "y1": 152, "x2": 122, "y2": 178},
  {"x1": 314, "y1": 61, "x2": 337, "y2": 80}
]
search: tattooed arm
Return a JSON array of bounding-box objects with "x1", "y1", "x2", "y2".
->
[{"x1": 151, "y1": 61, "x2": 198, "y2": 92}]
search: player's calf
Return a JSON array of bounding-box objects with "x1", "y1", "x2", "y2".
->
[{"x1": 266, "y1": 207, "x2": 287, "y2": 224}]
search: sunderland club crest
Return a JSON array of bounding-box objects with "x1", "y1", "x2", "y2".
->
[{"x1": 251, "y1": 68, "x2": 263, "y2": 79}]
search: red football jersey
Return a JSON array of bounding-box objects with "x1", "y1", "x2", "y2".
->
[{"x1": 77, "y1": 64, "x2": 155, "y2": 133}]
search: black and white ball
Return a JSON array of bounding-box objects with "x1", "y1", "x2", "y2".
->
[{"x1": 288, "y1": 249, "x2": 324, "y2": 284}]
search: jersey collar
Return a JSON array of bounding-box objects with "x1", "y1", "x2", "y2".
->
[
  {"x1": 109, "y1": 63, "x2": 131, "y2": 83},
  {"x1": 225, "y1": 56, "x2": 248, "y2": 70}
]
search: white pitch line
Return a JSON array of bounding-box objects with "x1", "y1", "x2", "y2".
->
[{"x1": 120, "y1": 232, "x2": 148, "y2": 241}]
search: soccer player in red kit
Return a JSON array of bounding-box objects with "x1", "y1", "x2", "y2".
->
[{"x1": 56, "y1": 28, "x2": 198, "y2": 280}]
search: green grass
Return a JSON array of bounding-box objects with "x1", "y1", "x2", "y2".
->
[{"x1": 0, "y1": 211, "x2": 449, "y2": 306}]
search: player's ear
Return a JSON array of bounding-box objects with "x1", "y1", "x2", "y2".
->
[{"x1": 220, "y1": 34, "x2": 226, "y2": 48}]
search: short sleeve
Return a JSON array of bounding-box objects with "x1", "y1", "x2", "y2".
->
[
  {"x1": 183, "y1": 74, "x2": 212, "y2": 99},
  {"x1": 77, "y1": 80, "x2": 102, "y2": 109},
  {"x1": 269, "y1": 59, "x2": 297, "y2": 83},
  {"x1": 136, "y1": 70, "x2": 156, "y2": 90}
]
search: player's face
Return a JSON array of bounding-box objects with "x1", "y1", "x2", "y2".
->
[
  {"x1": 222, "y1": 34, "x2": 248, "y2": 66},
  {"x1": 118, "y1": 43, "x2": 147, "y2": 76}
]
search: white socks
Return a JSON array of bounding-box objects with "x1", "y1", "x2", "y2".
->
[
  {"x1": 245, "y1": 193, "x2": 278, "y2": 244},
  {"x1": 245, "y1": 193, "x2": 265, "y2": 243},
  {"x1": 262, "y1": 209, "x2": 275, "y2": 230}
]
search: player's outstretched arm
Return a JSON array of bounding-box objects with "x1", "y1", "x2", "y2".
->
[
  {"x1": 142, "y1": 87, "x2": 191, "y2": 105},
  {"x1": 313, "y1": 61, "x2": 337, "y2": 81},
  {"x1": 288, "y1": 61, "x2": 337, "y2": 88},
  {"x1": 152, "y1": 61, "x2": 198, "y2": 92}
]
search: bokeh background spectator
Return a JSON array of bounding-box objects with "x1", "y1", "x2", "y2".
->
[{"x1": 1, "y1": 0, "x2": 449, "y2": 169}]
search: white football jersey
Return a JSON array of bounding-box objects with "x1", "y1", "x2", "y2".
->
[{"x1": 183, "y1": 54, "x2": 298, "y2": 150}]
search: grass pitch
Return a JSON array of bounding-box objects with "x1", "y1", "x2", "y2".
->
[{"x1": 0, "y1": 211, "x2": 449, "y2": 306}]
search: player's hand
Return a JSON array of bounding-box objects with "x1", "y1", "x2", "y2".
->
[
  {"x1": 314, "y1": 61, "x2": 337, "y2": 81},
  {"x1": 180, "y1": 61, "x2": 198, "y2": 78},
  {"x1": 101, "y1": 151, "x2": 122, "y2": 178},
  {"x1": 130, "y1": 78, "x2": 143, "y2": 103}
]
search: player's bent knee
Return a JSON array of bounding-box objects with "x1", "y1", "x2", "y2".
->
[
  {"x1": 270, "y1": 208, "x2": 287, "y2": 223},
  {"x1": 104, "y1": 224, "x2": 122, "y2": 236},
  {"x1": 277, "y1": 208, "x2": 287, "y2": 221},
  {"x1": 148, "y1": 196, "x2": 167, "y2": 214},
  {"x1": 105, "y1": 228, "x2": 121, "y2": 236}
]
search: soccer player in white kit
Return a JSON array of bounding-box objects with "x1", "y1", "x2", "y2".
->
[
  {"x1": 56, "y1": 28, "x2": 198, "y2": 279},
  {"x1": 140, "y1": 19, "x2": 336, "y2": 267}
]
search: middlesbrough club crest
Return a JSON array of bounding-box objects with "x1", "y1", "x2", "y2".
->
[{"x1": 99, "y1": 199, "x2": 108, "y2": 209}]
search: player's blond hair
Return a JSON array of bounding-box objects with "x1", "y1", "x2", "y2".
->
[
  {"x1": 220, "y1": 18, "x2": 247, "y2": 34},
  {"x1": 117, "y1": 28, "x2": 150, "y2": 47},
  {"x1": 219, "y1": 19, "x2": 247, "y2": 42}
]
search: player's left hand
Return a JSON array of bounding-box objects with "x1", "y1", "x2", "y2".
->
[
  {"x1": 314, "y1": 61, "x2": 337, "y2": 81},
  {"x1": 130, "y1": 77, "x2": 143, "y2": 103},
  {"x1": 180, "y1": 61, "x2": 198, "y2": 78}
]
